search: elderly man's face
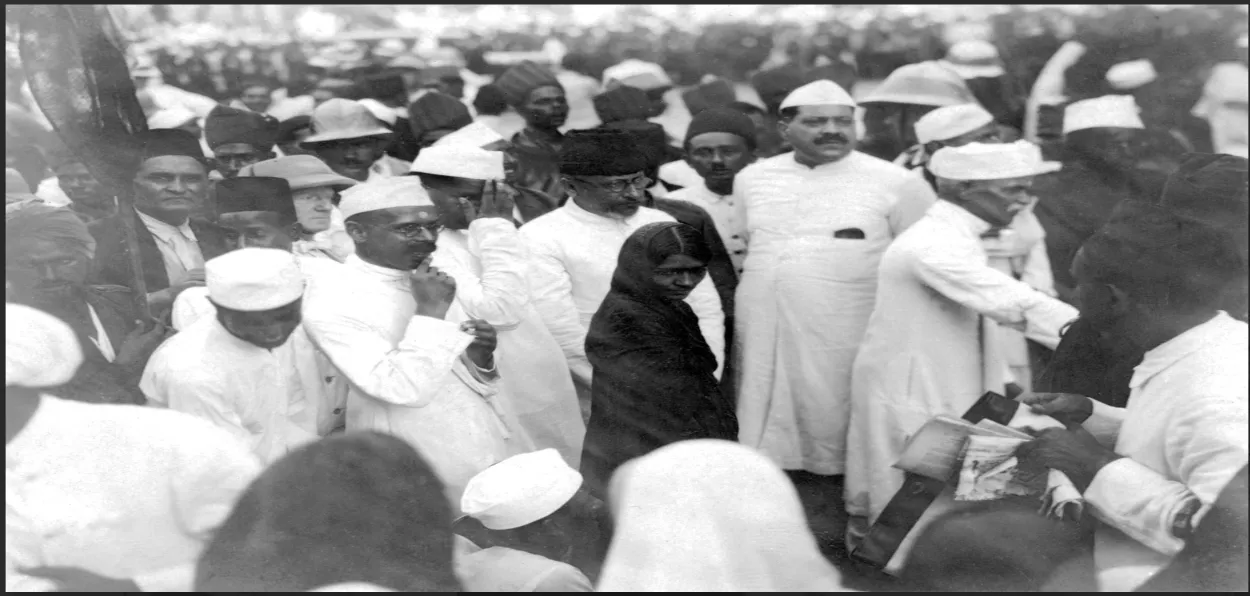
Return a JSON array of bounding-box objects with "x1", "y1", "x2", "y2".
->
[
  {"x1": 781, "y1": 105, "x2": 857, "y2": 165},
  {"x1": 132, "y1": 156, "x2": 208, "y2": 223},
  {"x1": 54, "y1": 162, "x2": 110, "y2": 208},
  {"x1": 345, "y1": 206, "x2": 443, "y2": 271},
  {"x1": 7, "y1": 237, "x2": 90, "y2": 302},
  {"x1": 313, "y1": 138, "x2": 386, "y2": 182},
  {"x1": 292, "y1": 186, "x2": 337, "y2": 233},
  {"x1": 518, "y1": 86, "x2": 569, "y2": 131},
  {"x1": 565, "y1": 171, "x2": 650, "y2": 220},
  {"x1": 956, "y1": 175, "x2": 1036, "y2": 229}
]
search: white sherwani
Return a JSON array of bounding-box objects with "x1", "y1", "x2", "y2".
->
[
  {"x1": 141, "y1": 317, "x2": 322, "y2": 464},
  {"x1": 432, "y1": 219, "x2": 584, "y2": 466},
  {"x1": 733, "y1": 151, "x2": 938, "y2": 474},
  {"x1": 302, "y1": 255, "x2": 521, "y2": 508},
  {"x1": 6, "y1": 396, "x2": 259, "y2": 592},
  {"x1": 845, "y1": 200, "x2": 1078, "y2": 544},
  {"x1": 1080, "y1": 312, "x2": 1249, "y2": 591},
  {"x1": 520, "y1": 201, "x2": 726, "y2": 387}
]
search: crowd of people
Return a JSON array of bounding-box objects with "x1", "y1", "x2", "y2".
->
[{"x1": 5, "y1": 4, "x2": 1249, "y2": 593}]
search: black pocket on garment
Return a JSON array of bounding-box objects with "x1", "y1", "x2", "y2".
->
[{"x1": 834, "y1": 227, "x2": 866, "y2": 239}]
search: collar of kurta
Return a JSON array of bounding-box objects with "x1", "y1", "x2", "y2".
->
[
  {"x1": 346, "y1": 254, "x2": 409, "y2": 284},
  {"x1": 1130, "y1": 312, "x2": 1242, "y2": 389},
  {"x1": 562, "y1": 198, "x2": 641, "y2": 227},
  {"x1": 788, "y1": 151, "x2": 857, "y2": 171}
]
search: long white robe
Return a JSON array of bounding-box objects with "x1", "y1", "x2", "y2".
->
[
  {"x1": 520, "y1": 201, "x2": 726, "y2": 387},
  {"x1": 432, "y1": 219, "x2": 584, "y2": 466},
  {"x1": 141, "y1": 317, "x2": 322, "y2": 464},
  {"x1": 301, "y1": 255, "x2": 522, "y2": 508},
  {"x1": 1080, "y1": 312, "x2": 1249, "y2": 591},
  {"x1": 6, "y1": 396, "x2": 260, "y2": 592},
  {"x1": 733, "y1": 150, "x2": 938, "y2": 475},
  {"x1": 844, "y1": 200, "x2": 1079, "y2": 562}
]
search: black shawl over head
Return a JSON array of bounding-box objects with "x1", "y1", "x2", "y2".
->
[{"x1": 580, "y1": 222, "x2": 737, "y2": 498}]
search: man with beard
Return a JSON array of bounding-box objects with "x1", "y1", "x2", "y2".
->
[
  {"x1": 412, "y1": 144, "x2": 583, "y2": 466},
  {"x1": 493, "y1": 61, "x2": 570, "y2": 209},
  {"x1": 732, "y1": 80, "x2": 937, "y2": 554},
  {"x1": 520, "y1": 128, "x2": 725, "y2": 418},
  {"x1": 6, "y1": 206, "x2": 168, "y2": 405},
  {"x1": 47, "y1": 147, "x2": 117, "y2": 224},
  {"x1": 89, "y1": 129, "x2": 229, "y2": 315},
  {"x1": 858, "y1": 61, "x2": 981, "y2": 162},
  {"x1": 301, "y1": 176, "x2": 522, "y2": 509},
  {"x1": 302, "y1": 99, "x2": 410, "y2": 184},
  {"x1": 142, "y1": 247, "x2": 320, "y2": 465},
  {"x1": 204, "y1": 104, "x2": 279, "y2": 180}
]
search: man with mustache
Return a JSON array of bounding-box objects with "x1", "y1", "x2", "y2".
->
[
  {"x1": 302, "y1": 99, "x2": 411, "y2": 185},
  {"x1": 845, "y1": 141, "x2": 1078, "y2": 568},
  {"x1": 301, "y1": 176, "x2": 522, "y2": 510},
  {"x1": 142, "y1": 247, "x2": 320, "y2": 465},
  {"x1": 520, "y1": 128, "x2": 726, "y2": 420},
  {"x1": 732, "y1": 79, "x2": 938, "y2": 555},
  {"x1": 204, "y1": 104, "x2": 279, "y2": 180},
  {"x1": 89, "y1": 129, "x2": 229, "y2": 316},
  {"x1": 493, "y1": 61, "x2": 571, "y2": 216}
]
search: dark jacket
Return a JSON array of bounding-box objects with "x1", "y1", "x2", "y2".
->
[
  {"x1": 88, "y1": 207, "x2": 229, "y2": 293},
  {"x1": 1031, "y1": 162, "x2": 1137, "y2": 293},
  {"x1": 46, "y1": 285, "x2": 148, "y2": 405}
]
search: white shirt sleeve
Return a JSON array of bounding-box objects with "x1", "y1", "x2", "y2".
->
[
  {"x1": 887, "y1": 173, "x2": 939, "y2": 237},
  {"x1": 146, "y1": 369, "x2": 260, "y2": 457},
  {"x1": 911, "y1": 240, "x2": 1051, "y2": 326},
  {"x1": 442, "y1": 219, "x2": 531, "y2": 329},
  {"x1": 1019, "y1": 233, "x2": 1058, "y2": 297},
  {"x1": 1083, "y1": 394, "x2": 1248, "y2": 556},
  {"x1": 303, "y1": 308, "x2": 474, "y2": 408},
  {"x1": 521, "y1": 228, "x2": 593, "y2": 385},
  {"x1": 685, "y1": 277, "x2": 726, "y2": 379}
]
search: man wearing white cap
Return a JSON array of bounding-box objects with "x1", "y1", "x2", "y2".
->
[
  {"x1": 142, "y1": 248, "x2": 320, "y2": 464},
  {"x1": 412, "y1": 145, "x2": 584, "y2": 466},
  {"x1": 733, "y1": 79, "x2": 937, "y2": 538},
  {"x1": 6, "y1": 302, "x2": 260, "y2": 592},
  {"x1": 938, "y1": 40, "x2": 1026, "y2": 134},
  {"x1": 301, "y1": 176, "x2": 522, "y2": 508},
  {"x1": 454, "y1": 449, "x2": 594, "y2": 592},
  {"x1": 845, "y1": 141, "x2": 1079, "y2": 568},
  {"x1": 301, "y1": 98, "x2": 411, "y2": 184}
]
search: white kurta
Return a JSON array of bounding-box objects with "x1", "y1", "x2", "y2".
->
[
  {"x1": 433, "y1": 219, "x2": 584, "y2": 466},
  {"x1": 667, "y1": 184, "x2": 751, "y2": 275},
  {"x1": 733, "y1": 151, "x2": 938, "y2": 474},
  {"x1": 302, "y1": 255, "x2": 521, "y2": 508},
  {"x1": 455, "y1": 539, "x2": 593, "y2": 592},
  {"x1": 844, "y1": 201, "x2": 1079, "y2": 547},
  {"x1": 1080, "y1": 312, "x2": 1249, "y2": 591},
  {"x1": 520, "y1": 201, "x2": 726, "y2": 387},
  {"x1": 983, "y1": 205, "x2": 1056, "y2": 390},
  {"x1": 6, "y1": 396, "x2": 260, "y2": 592}
]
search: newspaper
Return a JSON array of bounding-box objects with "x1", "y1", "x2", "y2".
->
[
  {"x1": 892, "y1": 416, "x2": 1019, "y2": 481},
  {"x1": 954, "y1": 435, "x2": 1047, "y2": 501}
]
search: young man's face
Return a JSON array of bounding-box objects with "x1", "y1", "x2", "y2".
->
[
  {"x1": 218, "y1": 211, "x2": 296, "y2": 252},
  {"x1": 216, "y1": 298, "x2": 303, "y2": 350},
  {"x1": 313, "y1": 138, "x2": 387, "y2": 182},
  {"x1": 213, "y1": 143, "x2": 274, "y2": 179},
  {"x1": 240, "y1": 84, "x2": 273, "y2": 114},
  {"x1": 685, "y1": 132, "x2": 755, "y2": 194},
  {"x1": 54, "y1": 162, "x2": 110, "y2": 208},
  {"x1": 518, "y1": 86, "x2": 569, "y2": 131}
]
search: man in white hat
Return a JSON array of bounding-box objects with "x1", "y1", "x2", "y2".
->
[
  {"x1": 845, "y1": 141, "x2": 1078, "y2": 569},
  {"x1": 301, "y1": 176, "x2": 524, "y2": 508},
  {"x1": 142, "y1": 248, "x2": 320, "y2": 464},
  {"x1": 859, "y1": 61, "x2": 982, "y2": 161},
  {"x1": 237, "y1": 155, "x2": 359, "y2": 263},
  {"x1": 732, "y1": 79, "x2": 937, "y2": 546},
  {"x1": 938, "y1": 41, "x2": 1026, "y2": 134},
  {"x1": 6, "y1": 302, "x2": 260, "y2": 592},
  {"x1": 454, "y1": 448, "x2": 594, "y2": 592},
  {"x1": 412, "y1": 145, "x2": 584, "y2": 467},
  {"x1": 301, "y1": 98, "x2": 411, "y2": 184}
]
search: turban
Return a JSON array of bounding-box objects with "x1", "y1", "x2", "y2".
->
[
  {"x1": 460, "y1": 449, "x2": 583, "y2": 530},
  {"x1": 215, "y1": 177, "x2": 297, "y2": 223},
  {"x1": 407, "y1": 92, "x2": 472, "y2": 138},
  {"x1": 6, "y1": 302, "x2": 83, "y2": 388},
  {"x1": 5, "y1": 204, "x2": 98, "y2": 261},
  {"x1": 684, "y1": 106, "x2": 758, "y2": 149},
  {"x1": 592, "y1": 85, "x2": 652, "y2": 125},
  {"x1": 493, "y1": 61, "x2": 561, "y2": 107},
  {"x1": 596, "y1": 120, "x2": 668, "y2": 171},
  {"x1": 559, "y1": 128, "x2": 649, "y2": 177},
  {"x1": 205, "y1": 104, "x2": 280, "y2": 151}
]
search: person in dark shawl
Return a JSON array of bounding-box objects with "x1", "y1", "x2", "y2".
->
[
  {"x1": 494, "y1": 61, "x2": 569, "y2": 208},
  {"x1": 579, "y1": 222, "x2": 739, "y2": 499},
  {"x1": 6, "y1": 205, "x2": 168, "y2": 404}
]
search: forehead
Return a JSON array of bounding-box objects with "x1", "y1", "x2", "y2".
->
[
  {"x1": 214, "y1": 143, "x2": 262, "y2": 156},
  {"x1": 792, "y1": 105, "x2": 855, "y2": 119},
  {"x1": 654, "y1": 253, "x2": 706, "y2": 269},
  {"x1": 575, "y1": 171, "x2": 645, "y2": 183},
  {"x1": 688, "y1": 132, "x2": 749, "y2": 149},
  {"x1": 292, "y1": 185, "x2": 337, "y2": 199},
  {"x1": 242, "y1": 84, "x2": 272, "y2": 94},
  {"x1": 137, "y1": 155, "x2": 206, "y2": 176},
  {"x1": 373, "y1": 206, "x2": 441, "y2": 224},
  {"x1": 527, "y1": 86, "x2": 566, "y2": 102},
  {"x1": 8, "y1": 237, "x2": 77, "y2": 260},
  {"x1": 980, "y1": 175, "x2": 1034, "y2": 188},
  {"x1": 54, "y1": 162, "x2": 91, "y2": 175},
  {"x1": 218, "y1": 211, "x2": 286, "y2": 228}
]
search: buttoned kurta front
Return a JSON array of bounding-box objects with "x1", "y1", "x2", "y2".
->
[
  {"x1": 1081, "y1": 313, "x2": 1249, "y2": 591},
  {"x1": 844, "y1": 201, "x2": 1079, "y2": 542},
  {"x1": 732, "y1": 151, "x2": 938, "y2": 475},
  {"x1": 520, "y1": 202, "x2": 726, "y2": 387},
  {"x1": 432, "y1": 219, "x2": 582, "y2": 466},
  {"x1": 6, "y1": 396, "x2": 260, "y2": 592},
  {"x1": 667, "y1": 184, "x2": 751, "y2": 275},
  {"x1": 302, "y1": 255, "x2": 520, "y2": 508}
]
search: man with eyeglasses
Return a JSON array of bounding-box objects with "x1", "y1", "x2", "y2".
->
[
  {"x1": 301, "y1": 176, "x2": 526, "y2": 510},
  {"x1": 521, "y1": 128, "x2": 726, "y2": 420}
]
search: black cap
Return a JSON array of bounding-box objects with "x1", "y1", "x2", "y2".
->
[
  {"x1": 132, "y1": 129, "x2": 206, "y2": 166},
  {"x1": 205, "y1": 104, "x2": 280, "y2": 151},
  {"x1": 215, "y1": 176, "x2": 297, "y2": 223},
  {"x1": 559, "y1": 128, "x2": 650, "y2": 177}
]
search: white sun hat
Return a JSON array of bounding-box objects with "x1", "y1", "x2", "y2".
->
[
  {"x1": 1063, "y1": 95, "x2": 1145, "y2": 135},
  {"x1": 602, "y1": 59, "x2": 674, "y2": 91},
  {"x1": 863, "y1": 61, "x2": 979, "y2": 107},
  {"x1": 941, "y1": 40, "x2": 1005, "y2": 79},
  {"x1": 410, "y1": 145, "x2": 505, "y2": 181},
  {"x1": 929, "y1": 140, "x2": 1062, "y2": 181},
  {"x1": 914, "y1": 103, "x2": 996, "y2": 144},
  {"x1": 302, "y1": 99, "x2": 394, "y2": 145},
  {"x1": 205, "y1": 248, "x2": 306, "y2": 312}
]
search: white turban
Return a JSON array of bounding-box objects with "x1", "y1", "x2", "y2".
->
[{"x1": 6, "y1": 302, "x2": 83, "y2": 387}]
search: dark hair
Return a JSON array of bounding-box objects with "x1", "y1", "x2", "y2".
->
[
  {"x1": 727, "y1": 101, "x2": 766, "y2": 117},
  {"x1": 194, "y1": 432, "x2": 460, "y2": 593},
  {"x1": 472, "y1": 84, "x2": 509, "y2": 117},
  {"x1": 646, "y1": 222, "x2": 712, "y2": 267}
]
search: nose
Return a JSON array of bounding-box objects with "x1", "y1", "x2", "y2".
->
[
  {"x1": 233, "y1": 236, "x2": 249, "y2": 251},
  {"x1": 709, "y1": 151, "x2": 726, "y2": 165},
  {"x1": 167, "y1": 176, "x2": 187, "y2": 193},
  {"x1": 675, "y1": 271, "x2": 696, "y2": 288},
  {"x1": 414, "y1": 227, "x2": 438, "y2": 242},
  {"x1": 37, "y1": 264, "x2": 58, "y2": 280},
  {"x1": 622, "y1": 184, "x2": 643, "y2": 200}
]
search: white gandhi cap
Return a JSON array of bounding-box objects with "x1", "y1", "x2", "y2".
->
[
  {"x1": 779, "y1": 79, "x2": 857, "y2": 110},
  {"x1": 1105, "y1": 59, "x2": 1157, "y2": 91},
  {"x1": 460, "y1": 448, "x2": 583, "y2": 530},
  {"x1": 433, "y1": 121, "x2": 506, "y2": 149},
  {"x1": 929, "y1": 140, "x2": 1062, "y2": 181},
  {"x1": 1063, "y1": 95, "x2": 1145, "y2": 135},
  {"x1": 410, "y1": 145, "x2": 505, "y2": 181},
  {"x1": 337, "y1": 176, "x2": 435, "y2": 220},
  {"x1": 914, "y1": 103, "x2": 996, "y2": 144},
  {"x1": 6, "y1": 302, "x2": 83, "y2": 388},
  {"x1": 206, "y1": 248, "x2": 306, "y2": 311}
]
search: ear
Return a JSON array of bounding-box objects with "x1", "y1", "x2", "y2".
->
[
  {"x1": 344, "y1": 220, "x2": 369, "y2": 244},
  {"x1": 1103, "y1": 283, "x2": 1133, "y2": 319}
]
